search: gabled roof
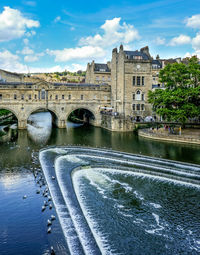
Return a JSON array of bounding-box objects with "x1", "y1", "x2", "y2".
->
[
  {"x1": 94, "y1": 63, "x2": 111, "y2": 72},
  {"x1": 124, "y1": 50, "x2": 150, "y2": 60}
]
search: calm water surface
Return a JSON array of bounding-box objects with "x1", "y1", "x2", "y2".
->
[{"x1": 0, "y1": 112, "x2": 200, "y2": 255}]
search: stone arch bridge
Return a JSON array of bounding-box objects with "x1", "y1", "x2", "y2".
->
[{"x1": 0, "y1": 81, "x2": 111, "y2": 129}]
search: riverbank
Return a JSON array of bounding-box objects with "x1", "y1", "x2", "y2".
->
[{"x1": 139, "y1": 128, "x2": 200, "y2": 145}]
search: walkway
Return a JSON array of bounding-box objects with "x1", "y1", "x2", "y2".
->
[{"x1": 138, "y1": 128, "x2": 200, "y2": 145}]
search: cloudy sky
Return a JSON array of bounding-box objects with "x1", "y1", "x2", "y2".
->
[{"x1": 0, "y1": 0, "x2": 200, "y2": 73}]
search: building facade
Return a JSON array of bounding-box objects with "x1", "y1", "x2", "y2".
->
[{"x1": 86, "y1": 61, "x2": 111, "y2": 85}]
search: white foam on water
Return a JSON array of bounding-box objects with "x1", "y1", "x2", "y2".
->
[
  {"x1": 39, "y1": 151, "x2": 85, "y2": 255},
  {"x1": 92, "y1": 167, "x2": 200, "y2": 189},
  {"x1": 72, "y1": 154, "x2": 200, "y2": 183},
  {"x1": 55, "y1": 155, "x2": 102, "y2": 255},
  {"x1": 133, "y1": 190, "x2": 144, "y2": 201},
  {"x1": 149, "y1": 202, "x2": 162, "y2": 209},
  {"x1": 73, "y1": 169, "x2": 115, "y2": 255}
]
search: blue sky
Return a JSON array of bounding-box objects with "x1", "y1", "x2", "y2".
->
[{"x1": 0, "y1": 0, "x2": 200, "y2": 73}]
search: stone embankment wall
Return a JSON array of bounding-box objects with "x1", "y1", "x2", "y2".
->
[
  {"x1": 139, "y1": 129, "x2": 200, "y2": 145},
  {"x1": 101, "y1": 114, "x2": 135, "y2": 131}
]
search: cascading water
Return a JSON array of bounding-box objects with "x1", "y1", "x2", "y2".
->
[{"x1": 39, "y1": 146, "x2": 200, "y2": 255}]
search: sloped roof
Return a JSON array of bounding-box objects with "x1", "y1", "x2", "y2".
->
[
  {"x1": 124, "y1": 50, "x2": 149, "y2": 60},
  {"x1": 94, "y1": 63, "x2": 111, "y2": 72},
  {"x1": 152, "y1": 60, "x2": 162, "y2": 68}
]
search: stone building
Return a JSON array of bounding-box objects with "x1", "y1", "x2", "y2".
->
[
  {"x1": 111, "y1": 45, "x2": 153, "y2": 121},
  {"x1": 86, "y1": 60, "x2": 111, "y2": 85}
]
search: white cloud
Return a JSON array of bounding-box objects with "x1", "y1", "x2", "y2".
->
[
  {"x1": 21, "y1": 46, "x2": 34, "y2": 55},
  {"x1": 0, "y1": 50, "x2": 27, "y2": 73},
  {"x1": 155, "y1": 36, "x2": 166, "y2": 45},
  {"x1": 46, "y1": 46, "x2": 105, "y2": 62},
  {"x1": 54, "y1": 16, "x2": 61, "y2": 23},
  {"x1": 47, "y1": 17, "x2": 140, "y2": 63},
  {"x1": 25, "y1": 30, "x2": 36, "y2": 37},
  {"x1": 65, "y1": 63, "x2": 86, "y2": 72},
  {"x1": 192, "y1": 32, "x2": 200, "y2": 51},
  {"x1": 79, "y1": 17, "x2": 140, "y2": 48},
  {"x1": 24, "y1": 55, "x2": 39, "y2": 62},
  {"x1": 169, "y1": 34, "x2": 191, "y2": 46},
  {"x1": 185, "y1": 14, "x2": 200, "y2": 29},
  {"x1": 23, "y1": 38, "x2": 29, "y2": 45},
  {"x1": 0, "y1": 6, "x2": 39, "y2": 42}
]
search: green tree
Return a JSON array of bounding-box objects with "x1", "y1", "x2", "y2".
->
[{"x1": 148, "y1": 56, "x2": 200, "y2": 124}]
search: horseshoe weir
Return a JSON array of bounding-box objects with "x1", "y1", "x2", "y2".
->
[{"x1": 40, "y1": 146, "x2": 200, "y2": 255}]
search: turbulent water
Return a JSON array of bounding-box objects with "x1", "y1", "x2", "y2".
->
[
  {"x1": 0, "y1": 112, "x2": 200, "y2": 255},
  {"x1": 40, "y1": 147, "x2": 200, "y2": 255}
]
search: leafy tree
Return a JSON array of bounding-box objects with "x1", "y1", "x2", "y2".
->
[{"x1": 148, "y1": 56, "x2": 200, "y2": 125}]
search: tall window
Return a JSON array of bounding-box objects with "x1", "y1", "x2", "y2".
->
[
  {"x1": 41, "y1": 89, "x2": 45, "y2": 100},
  {"x1": 68, "y1": 95, "x2": 71, "y2": 100},
  {"x1": 141, "y1": 104, "x2": 145, "y2": 111},
  {"x1": 132, "y1": 104, "x2": 135, "y2": 111},
  {"x1": 136, "y1": 104, "x2": 140, "y2": 110},
  {"x1": 62, "y1": 95, "x2": 64, "y2": 99},
  {"x1": 29, "y1": 94, "x2": 31, "y2": 100},
  {"x1": 133, "y1": 93, "x2": 135, "y2": 100},
  {"x1": 142, "y1": 76, "x2": 144, "y2": 86},
  {"x1": 21, "y1": 94, "x2": 24, "y2": 100},
  {"x1": 142, "y1": 94, "x2": 144, "y2": 101},
  {"x1": 133, "y1": 76, "x2": 136, "y2": 86},
  {"x1": 14, "y1": 94, "x2": 17, "y2": 100},
  {"x1": 35, "y1": 94, "x2": 37, "y2": 100},
  {"x1": 55, "y1": 95, "x2": 58, "y2": 100},
  {"x1": 137, "y1": 76, "x2": 140, "y2": 86},
  {"x1": 135, "y1": 90, "x2": 141, "y2": 100},
  {"x1": 81, "y1": 95, "x2": 83, "y2": 100},
  {"x1": 0, "y1": 94, "x2": 2, "y2": 100}
]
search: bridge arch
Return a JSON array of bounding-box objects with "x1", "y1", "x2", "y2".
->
[
  {"x1": 26, "y1": 107, "x2": 60, "y2": 127},
  {"x1": 66, "y1": 107, "x2": 96, "y2": 125},
  {"x1": 0, "y1": 106, "x2": 18, "y2": 126}
]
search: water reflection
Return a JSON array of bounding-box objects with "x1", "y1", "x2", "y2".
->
[{"x1": 27, "y1": 112, "x2": 52, "y2": 144}]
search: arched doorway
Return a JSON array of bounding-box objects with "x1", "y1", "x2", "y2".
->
[{"x1": 67, "y1": 108, "x2": 95, "y2": 126}]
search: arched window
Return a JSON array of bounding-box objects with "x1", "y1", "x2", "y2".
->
[
  {"x1": 135, "y1": 90, "x2": 141, "y2": 100},
  {"x1": 41, "y1": 89, "x2": 45, "y2": 100}
]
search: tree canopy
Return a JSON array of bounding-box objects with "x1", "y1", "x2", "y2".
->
[{"x1": 148, "y1": 56, "x2": 200, "y2": 124}]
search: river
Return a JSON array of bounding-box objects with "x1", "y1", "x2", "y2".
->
[{"x1": 0, "y1": 112, "x2": 200, "y2": 255}]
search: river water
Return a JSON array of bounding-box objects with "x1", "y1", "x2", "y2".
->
[{"x1": 0, "y1": 112, "x2": 200, "y2": 255}]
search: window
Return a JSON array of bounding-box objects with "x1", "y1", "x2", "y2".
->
[
  {"x1": 141, "y1": 104, "x2": 145, "y2": 111},
  {"x1": 135, "y1": 90, "x2": 141, "y2": 101},
  {"x1": 29, "y1": 94, "x2": 31, "y2": 100},
  {"x1": 132, "y1": 104, "x2": 135, "y2": 111},
  {"x1": 136, "y1": 104, "x2": 140, "y2": 110},
  {"x1": 142, "y1": 76, "x2": 144, "y2": 86},
  {"x1": 14, "y1": 94, "x2": 17, "y2": 100},
  {"x1": 133, "y1": 94, "x2": 135, "y2": 100},
  {"x1": 62, "y1": 95, "x2": 64, "y2": 99},
  {"x1": 81, "y1": 95, "x2": 83, "y2": 100},
  {"x1": 104, "y1": 96, "x2": 107, "y2": 100},
  {"x1": 142, "y1": 94, "x2": 144, "y2": 101},
  {"x1": 96, "y1": 76, "x2": 99, "y2": 80},
  {"x1": 102, "y1": 76, "x2": 105, "y2": 81},
  {"x1": 133, "y1": 76, "x2": 136, "y2": 86},
  {"x1": 50, "y1": 95, "x2": 52, "y2": 100},
  {"x1": 21, "y1": 94, "x2": 24, "y2": 100},
  {"x1": 55, "y1": 95, "x2": 58, "y2": 100},
  {"x1": 68, "y1": 95, "x2": 71, "y2": 100},
  {"x1": 34, "y1": 94, "x2": 37, "y2": 100},
  {"x1": 137, "y1": 76, "x2": 140, "y2": 86},
  {"x1": 108, "y1": 76, "x2": 111, "y2": 81},
  {"x1": 41, "y1": 89, "x2": 45, "y2": 100},
  {"x1": 0, "y1": 94, "x2": 2, "y2": 100}
]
